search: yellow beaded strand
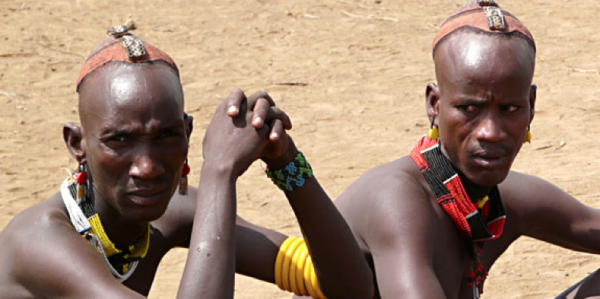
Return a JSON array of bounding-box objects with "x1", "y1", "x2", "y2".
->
[{"x1": 88, "y1": 214, "x2": 151, "y2": 259}]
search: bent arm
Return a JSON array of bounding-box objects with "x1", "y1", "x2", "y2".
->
[
  {"x1": 502, "y1": 172, "x2": 600, "y2": 253},
  {"x1": 176, "y1": 163, "x2": 237, "y2": 299},
  {"x1": 263, "y1": 144, "x2": 374, "y2": 299}
]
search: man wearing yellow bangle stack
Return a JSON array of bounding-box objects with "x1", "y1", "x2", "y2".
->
[
  {"x1": 0, "y1": 26, "x2": 373, "y2": 298},
  {"x1": 293, "y1": 1, "x2": 600, "y2": 299}
]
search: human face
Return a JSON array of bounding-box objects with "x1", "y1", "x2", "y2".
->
[
  {"x1": 78, "y1": 62, "x2": 189, "y2": 223},
  {"x1": 430, "y1": 32, "x2": 536, "y2": 187}
]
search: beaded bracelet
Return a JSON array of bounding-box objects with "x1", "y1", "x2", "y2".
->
[{"x1": 265, "y1": 151, "x2": 313, "y2": 192}]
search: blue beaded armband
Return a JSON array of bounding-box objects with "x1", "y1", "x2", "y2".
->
[{"x1": 265, "y1": 152, "x2": 313, "y2": 192}]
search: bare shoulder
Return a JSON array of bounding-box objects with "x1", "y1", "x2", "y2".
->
[
  {"x1": 336, "y1": 156, "x2": 427, "y2": 204},
  {"x1": 0, "y1": 193, "x2": 70, "y2": 252},
  {"x1": 499, "y1": 170, "x2": 569, "y2": 210},
  {"x1": 0, "y1": 193, "x2": 138, "y2": 298},
  {"x1": 335, "y1": 156, "x2": 439, "y2": 246},
  {"x1": 0, "y1": 193, "x2": 78, "y2": 295},
  {"x1": 499, "y1": 170, "x2": 551, "y2": 195},
  {"x1": 499, "y1": 170, "x2": 588, "y2": 234}
]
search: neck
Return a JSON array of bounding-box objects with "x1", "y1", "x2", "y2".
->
[
  {"x1": 455, "y1": 170, "x2": 494, "y2": 202},
  {"x1": 439, "y1": 143, "x2": 494, "y2": 202},
  {"x1": 92, "y1": 187, "x2": 149, "y2": 248}
]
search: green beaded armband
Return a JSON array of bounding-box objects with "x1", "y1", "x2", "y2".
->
[{"x1": 265, "y1": 152, "x2": 313, "y2": 192}]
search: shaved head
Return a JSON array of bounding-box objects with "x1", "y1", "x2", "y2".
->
[
  {"x1": 77, "y1": 61, "x2": 184, "y2": 132},
  {"x1": 434, "y1": 29, "x2": 535, "y2": 95}
]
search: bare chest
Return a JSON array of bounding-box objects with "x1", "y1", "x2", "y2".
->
[
  {"x1": 434, "y1": 207, "x2": 518, "y2": 299},
  {"x1": 432, "y1": 210, "x2": 480, "y2": 299}
]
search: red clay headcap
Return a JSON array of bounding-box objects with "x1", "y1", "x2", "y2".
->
[
  {"x1": 76, "y1": 25, "x2": 179, "y2": 92},
  {"x1": 432, "y1": 0, "x2": 535, "y2": 56}
]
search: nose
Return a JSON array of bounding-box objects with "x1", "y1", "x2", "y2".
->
[
  {"x1": 474, "y1": 115, "x2": 506, "y2": 143},
  {"x1": 129, "y1": 152, "x2": 165, "y2": 180}
]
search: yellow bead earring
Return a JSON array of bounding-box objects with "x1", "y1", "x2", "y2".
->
[
  {"x1": 524, "y1": 126, "x2": 532, "y2": 143},
  {"x1": 428, "y1": 118, "x2": 439, "y2": 140}
]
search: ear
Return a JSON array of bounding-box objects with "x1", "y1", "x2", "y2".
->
[
  {"x1": 426, "y1": 82, "x2": 441, "y2": 126},
  {"x1": 63, "y1": 123, "x2": 86, "y2": 164},
  {"x1": 528, "y1": 84, "x2": 537, "y2": 124},
  {"x1": 184, "y1": 113, "x2": 194, "y2": 140}
]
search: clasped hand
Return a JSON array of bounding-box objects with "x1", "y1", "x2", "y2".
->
[{"x1": 202, "y1": 89, "x2": 294, "y2": 178}]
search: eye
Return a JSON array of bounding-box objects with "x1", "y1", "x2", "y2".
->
[
  {"x1": 457, "y1": 105, "x2": 479, "y2": 113},
  {"x1": 503, "y1": 105, "x2": 520, "y2": 112},
  {"x1": 109, "y1": 135, "x2": 127, "y2": 142},
  {"x1": 158, "y1": 131, "x2": 178, "y2": 139}
]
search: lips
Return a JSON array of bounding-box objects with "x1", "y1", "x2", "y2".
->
[
  {"x1": 127, "y1": 186, "x2": 169, "y2": 207},
  {"x1": 470, "y1": 149, "x2": 510, "y2": 169}
]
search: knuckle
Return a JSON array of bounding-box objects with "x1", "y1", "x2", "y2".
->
[{"x1": 255, "y1": 90, "x2": 268, "y2": 98}]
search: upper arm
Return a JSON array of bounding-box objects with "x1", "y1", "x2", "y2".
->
[
  {"x1": 361, "y1": 175, "x2": 447, "y2": 299},
  {"x1": 501, "y1": 172, "x2": 600, "y2": 253},
  {"x1": 9, "y1": 211, "x2": 144, "y2": 299},
  {"x1": 234, "y1": 216, "x2": 287, "y2": 283},
  {"x1": 159, "y1": 186, "x2": 287, "y2": 282}
]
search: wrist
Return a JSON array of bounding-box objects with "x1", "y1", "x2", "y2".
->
[
  {"x1": 200, "y1": 160, "x2": 238, "y2": 183},
  {"x1": 262, "y1": 143, "x2": 299, "y2": 169},
  {"x1": 264, "y1": 150, "x2": 313, "y2": 192}
]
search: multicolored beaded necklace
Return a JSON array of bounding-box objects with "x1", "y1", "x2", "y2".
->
[
  {"x1": 60, "y1": 167, "x2": 151, "y2": 282},
  {"x1": 410, "y1": 136, "x2": 506, "y2": 298}
]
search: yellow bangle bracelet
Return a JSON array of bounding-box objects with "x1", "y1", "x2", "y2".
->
[
  {"x1": 274, "y1": 238, "x2": 328, "y2": 298},
  {"x1": 296, "y1": 245, "x2": 310, "y2": 296},
  {"x1": 304, "y1": 257, "x2": 318, "y2": 298},
  {"x1": 274, "y1": 237, "x2": 297, "y2": 290},
  {"x1": 289, "y1": 242, "x2": 307, "y2": 295},
  {"x1": 282, "y1": 238, "x2": 304, "y2": 292},
  {"x1": 311, "y1": 265, "x2": 327, "y2": 299}
]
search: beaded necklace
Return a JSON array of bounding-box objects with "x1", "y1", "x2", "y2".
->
[
  {"x1": 60, "y1": 172, "x2": 151, "y2": 282},
  {"x1": 410, "y1": 136, "x2": 506, "y2": 298}
]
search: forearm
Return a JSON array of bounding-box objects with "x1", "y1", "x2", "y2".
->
[
  {"x1": 176, "y1": 163, "x2": 237, "y2": 299},
  {"x1": 286, "y1": 178, "x2": 373, "y2": 298},
  {"x1": 266, "y1": 148, "x2": 374, "y2": 298}
]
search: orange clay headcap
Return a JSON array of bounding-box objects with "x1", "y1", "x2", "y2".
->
[
  {"x1": 76, "y1": 25, "x2": 179, "y2": 92},
  {"x1": 432, "y1": 0, "x2": 535, "y2": 57}
]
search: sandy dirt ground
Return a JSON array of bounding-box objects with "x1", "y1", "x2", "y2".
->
[{"x1": 1, "y1": 0, "x2": 600, "y2": 298}]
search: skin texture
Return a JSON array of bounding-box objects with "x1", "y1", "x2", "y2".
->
[
  {"x1": 314, "y1": 30, "x2": 600, "y2": 299},
  {"x1": 78, "y1": 62, "x2": 190, "y2": 245},
  {"x1": 0, "y1": 62, "x2": 373, "y2": 298},
  {"x1": 432, "y1": 31, "x2": 535, "y2": 189},
  {"x1": 219, "y1": 90, "x2": 375, "y2": 299}
]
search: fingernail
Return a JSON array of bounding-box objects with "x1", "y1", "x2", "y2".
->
[
  {"x1": 253, "y1": 117, "x2": 263, "y2": 126},
  {"x1": 228, "y1": 105, "x2": 238, "y2": 114},
  {"x1": 271, "y1": 132, "x2": 279, "y2": 140}
]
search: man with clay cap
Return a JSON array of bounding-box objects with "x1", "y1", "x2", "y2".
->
[
  {"x1": 300, "y1": 1, "x2": 600, "y2": 298},
  {"x1": 0, "y1": 25, "x2": 373, "y2": 298}
]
